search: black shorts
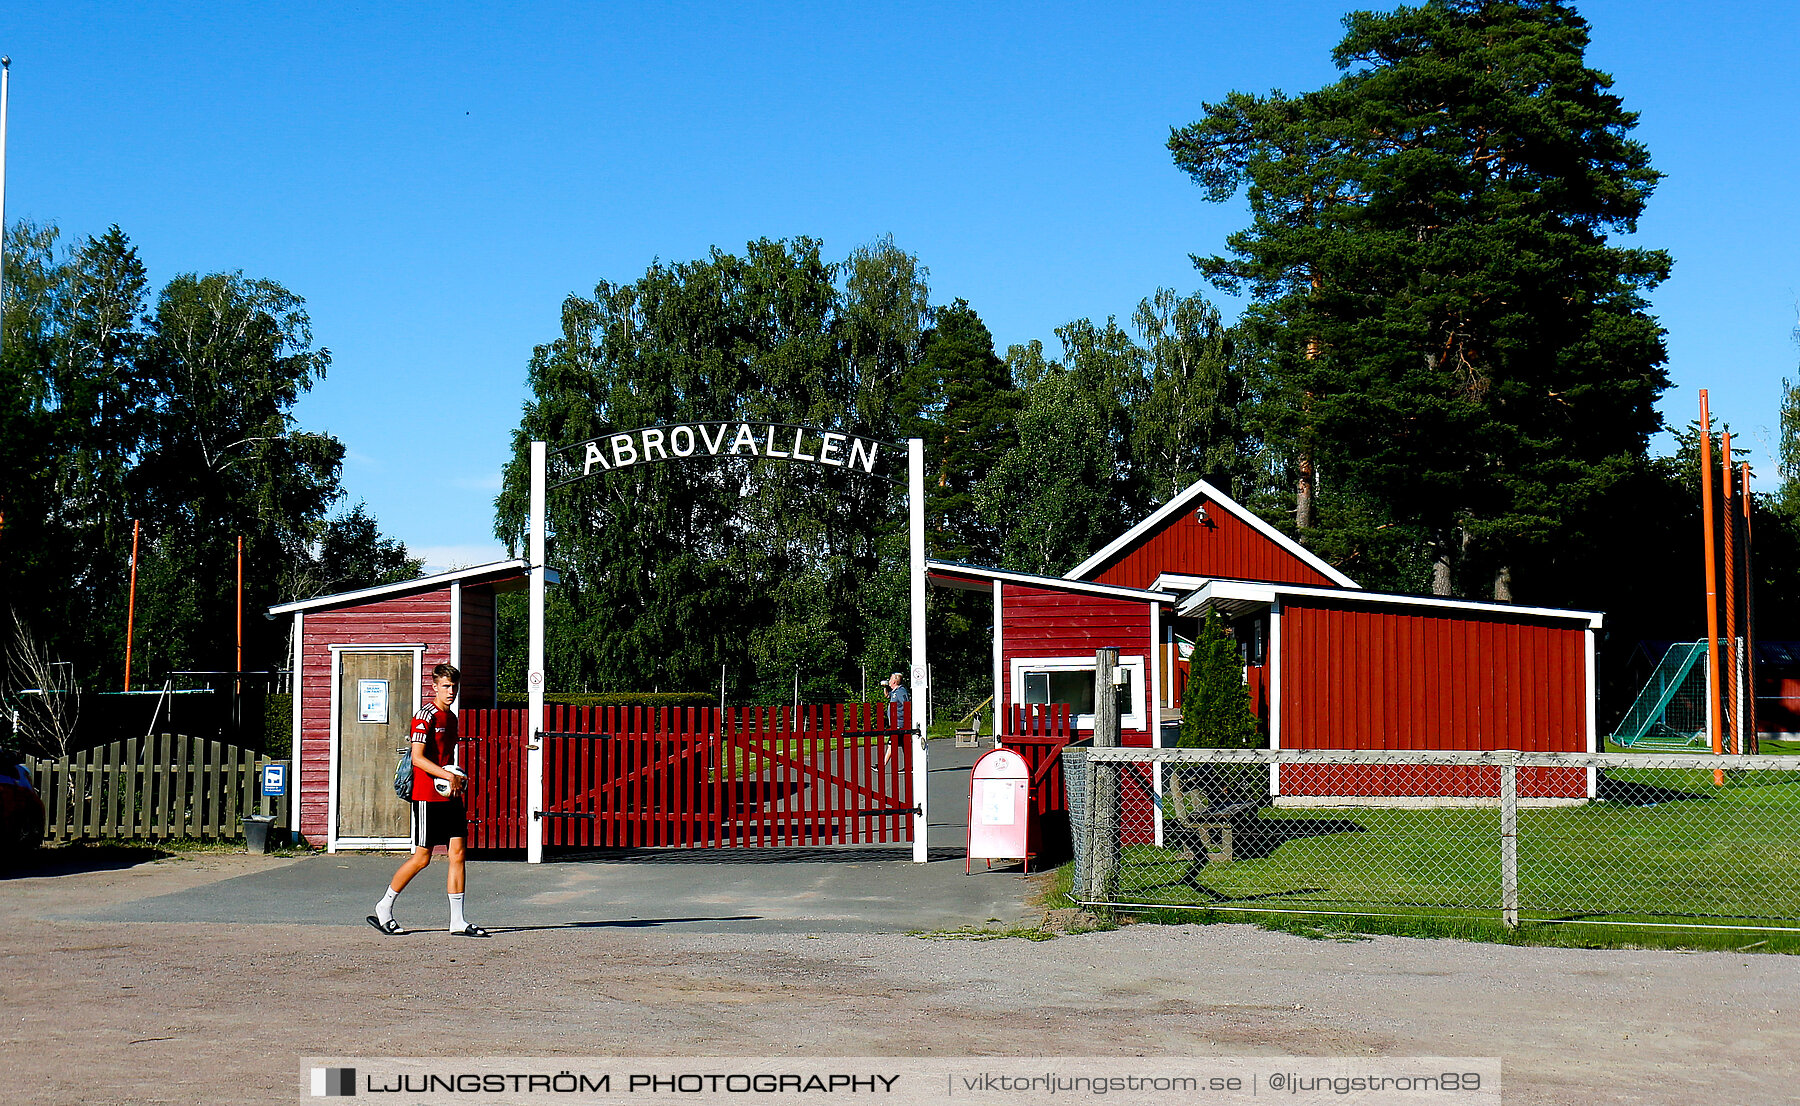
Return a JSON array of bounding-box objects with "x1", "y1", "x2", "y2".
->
[{"x1": 411, "y1": 797, "x2": 468, "y2": 848}]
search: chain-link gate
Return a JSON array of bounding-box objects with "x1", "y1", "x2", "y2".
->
[{"x1": 1066, "y1": 746, "x2": 1800, "y2": 931}]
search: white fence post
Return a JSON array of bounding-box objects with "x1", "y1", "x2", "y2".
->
[{"x1": 1499, "y1": 750, "x2": 1519, "y2": 929}]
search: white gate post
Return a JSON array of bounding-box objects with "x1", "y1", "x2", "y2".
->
[
  {"x1": 527, "y1": 440, "x2": 546, "y2": 864},
  {"x1": 909, "y1": 437, "x2": 929, "y2": 863}
]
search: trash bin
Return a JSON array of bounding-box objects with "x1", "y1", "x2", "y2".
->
[{"x1": 243, "y1": 814, "x2": 279, "y2": 854}]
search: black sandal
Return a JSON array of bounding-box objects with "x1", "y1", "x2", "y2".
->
[
  {"x1": 450, "y1": 924, "x2": 491, "y2": 938},
  {"x1": 365, "y1": 915, "x2": 405, "y2": 935}
]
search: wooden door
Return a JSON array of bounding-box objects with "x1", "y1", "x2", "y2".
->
[{"x1": 336, "y1": 652, "x2": 415, "y2": 841}]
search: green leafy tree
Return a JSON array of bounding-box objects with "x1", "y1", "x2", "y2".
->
[
  {"x1": 976, "y1": 367, "x2": 1115, "y2": 576},
  {"x1": 3, "y1": 219, "x2": 412, "y2": 716},
  {"x1": 1055, "y1": 316, "x2": 1153, "y2": 522},
  {"x1": 980, "y1": 289, "x2": 1261, "y2": 576},
  {"x1": 1132, "y1": 288, "x2": 1248, "y2": 502},
  {"x1": 1174, "y1": 612, "x2": 1263, "y2": 807},
  {"x1": 0, "y1": 222, "x2": 70, "y2": 672},
  {"x1": 1779, "y1": 377, "x2": 1800, "y2": 516},
  {"x1": 45, "y1": 228, "x2": 153, "y2": 677},
  {"x1": 1171, "y1": 0, "x2": 1671, "y2": 601},
  {"x1": 131, "y1": 271, "x2": 343, "y2": 671},
  {"x1": 495, "y1": 237, "x2": 927, "y2": 702},
  {"x1": 900, "y1": 300, "x2": 1019, "y2": 714},
  {"x1": 905, "y1": 300, "x2": 1019, "y2": 564},
  {"x1": 307, "y1": 503, "x2": 423, "y2": 597}
]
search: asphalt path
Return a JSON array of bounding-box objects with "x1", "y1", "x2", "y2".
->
[{"x1": 49, "y1": 737, "x2": 1046, "y2": 936}]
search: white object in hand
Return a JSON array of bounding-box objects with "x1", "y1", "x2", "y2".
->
[{"x1": 434, "y1": 766, "x2": 466, "y2": 796}]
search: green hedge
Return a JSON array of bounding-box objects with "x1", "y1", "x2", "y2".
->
[
  {"x1": 495, "y1": 692, "x2": 716, "y2": 710},
  {"x1": 264, "y1": 693, "x2": 293, "y2": 757}
]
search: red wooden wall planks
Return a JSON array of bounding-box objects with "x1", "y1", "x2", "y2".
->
[
  {"x1": 1084, "y1": 495, "x2": 1342, "y2": 590},
  {"x1": 1001, "y1": 584, "x2": 1154, "y2": 744},
  {"x1": 458, "y1": 588, "x2": 498, "y2": 709},
  {"x1": 1277, "y1": 596, "x2": 1590, "y2": 798},
  {"x1": 1279, "y1": 597, "x2": 1587, "y2": 752},
  {"x1": 297, "y1": 589, "x2": 453, "y2": 841}
]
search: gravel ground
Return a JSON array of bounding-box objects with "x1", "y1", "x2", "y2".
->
[{"x1": 3, "y1": 850, "x2": 1798, "y2": 1105}]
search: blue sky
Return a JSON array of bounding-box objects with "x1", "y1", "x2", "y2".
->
[{"x1": 4, "y1": 2, "x2": 1796, "y2": 571}]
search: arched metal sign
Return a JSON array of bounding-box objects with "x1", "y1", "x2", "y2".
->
[
  {"x1": 551, "y1": 421, "x2": 902, "y2": 489},
  {"x1": 523, "y1": 427, "x2": 929, "y2": 864}
]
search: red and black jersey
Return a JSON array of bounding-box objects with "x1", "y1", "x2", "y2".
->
[{"x1": 409, "y1": 702, "x2": 458, "y2": 802}]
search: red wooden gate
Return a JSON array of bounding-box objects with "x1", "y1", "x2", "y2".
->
[
  {"x1": 459, "y1": 703, "x2": 914, "y2": 850},
  {"x1": 999, "y1": 703, "x2": 1075, "y2": 824},
  {"x1": 460, "y1": 708, "x2": 530, "y2": 850}
]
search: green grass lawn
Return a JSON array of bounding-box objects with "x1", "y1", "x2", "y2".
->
[
  {"x1": 1095, "y1": 767, "x2": 1800, "y2": 932},
  {"x1": 720, "y1": 731, "x2": 897, "y2": 779}
]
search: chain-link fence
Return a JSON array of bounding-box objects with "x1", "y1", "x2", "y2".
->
[{"x1": 1065, "y1": 746, "x2": 1800, "y2": 931}]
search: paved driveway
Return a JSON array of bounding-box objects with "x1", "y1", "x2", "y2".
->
[{"x1": 53, "y1": 737, "x2": 1042, "y2": 935}]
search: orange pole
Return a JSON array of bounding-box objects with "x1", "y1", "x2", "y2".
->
[
  {"x1": 1698, "y1": 393, "x2": 1724, "y2": 783},
  {"x1": 124, "y1": 519, "x2": 141, "y2": 692},
  {"x1": 1741, "y1": 461, "x2": 1759, "y2": 755},
  {"x1": 236, "y1": 535, "x2": 244, "y2": 697},
  {"x1": 1721, "y1": 432, "x2": 1740, "y2": 755}
]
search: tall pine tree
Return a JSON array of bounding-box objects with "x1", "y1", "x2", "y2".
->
[{"x1": 1171, "y1": 0, "x2": 1670, "y2": 601}]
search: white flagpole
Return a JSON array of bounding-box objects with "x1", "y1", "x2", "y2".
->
[
  {"x1": 1, "y1": 57, "x2": 12, "y2": 359},
  {"x1": 527, "y1": 440, "x2": 547, "y2": 863},
  {"x1": 909, "y1": 437, "x2": 929, "y2": 862}
]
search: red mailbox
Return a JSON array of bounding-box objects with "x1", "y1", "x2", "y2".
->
[{"x1": 966, "y1": 746, "x2": 1032, "y2": 874}]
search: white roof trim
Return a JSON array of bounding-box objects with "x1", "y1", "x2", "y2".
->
[
  {"x1": 267, "y1": 559, "x2": 550, "y2": 616},
  {"x1": 1063, "y1": 479, "x2": 1359, "y2": 589},
  {"x1": 927, "y1": 560, "x2": 1174, "y2": 603},
  {"x1": 1152, "y1": 573, "x2": 1213, "y2": 593},
  {"x1": 1175, "y1": 578, "x2": 1603, "y2": 628}
]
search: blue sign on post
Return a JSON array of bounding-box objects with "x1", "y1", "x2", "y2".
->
[{"x1": 261, "y1": 763, "x2": 288, "y2": 796}]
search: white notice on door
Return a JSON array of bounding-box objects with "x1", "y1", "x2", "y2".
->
[
  {"x1": 980, "y1": 779, "x2": 1016, "y2": 826},
  {"x1": 358, "y1": 679, "x2": 389, "y2": 724}
]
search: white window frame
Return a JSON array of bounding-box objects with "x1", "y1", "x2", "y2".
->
[{"x1": 1010, "y1": 655, "x2": 1147, "y2": 732}]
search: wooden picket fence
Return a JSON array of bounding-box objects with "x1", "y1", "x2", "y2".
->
[{"x1": 26, "y1": 734, "x2": 289, "y2": 842}]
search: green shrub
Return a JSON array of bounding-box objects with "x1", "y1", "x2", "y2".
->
[
  {"x1": 1177, "y1": 613, "x2": 1262, "y2": 750},
  {"x1": 264, "y1": 693, "x2": 293, "y2": 757},
  {"x1": 1175, "y1": 613, "x2": 1265, "y2": 804}
]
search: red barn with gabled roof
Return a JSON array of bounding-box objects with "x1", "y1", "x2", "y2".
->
[
  {"x1": 1066, "y1": 480, "x2": 1358, "y2": 591},
  {"x1": 934, "y1": 479, "x2": 1600, "y2": 801}
]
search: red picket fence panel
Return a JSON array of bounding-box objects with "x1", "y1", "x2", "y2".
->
[
  {"x1": 1000, "y1": 703, "x2": 1075, "y2": 817},
  {"x1": 459, "y1": 708, "x2": 531, "y2": 850},
  {"x1": 460, "y1": 702, "x2": 914, "y2": 851}
]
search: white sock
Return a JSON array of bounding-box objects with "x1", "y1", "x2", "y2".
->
[
  {"x1": 376, "y1": 887, "x2": 400, "y2": 924},
  {"x1": 449, "y1": 892, "x2": 467, "y2": 931}
]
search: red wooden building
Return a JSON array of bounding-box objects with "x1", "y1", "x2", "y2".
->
[
  {"x1": 267, "y1": 560, "x2": 538, "y2": 849},
  {"x1": 932, "y1": 480, "x2": 1600, "y2": 802}
]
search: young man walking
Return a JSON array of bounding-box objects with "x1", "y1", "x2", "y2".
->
[{"x1": 367, "y1": 663, "x2": 489, "y2": 937}]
